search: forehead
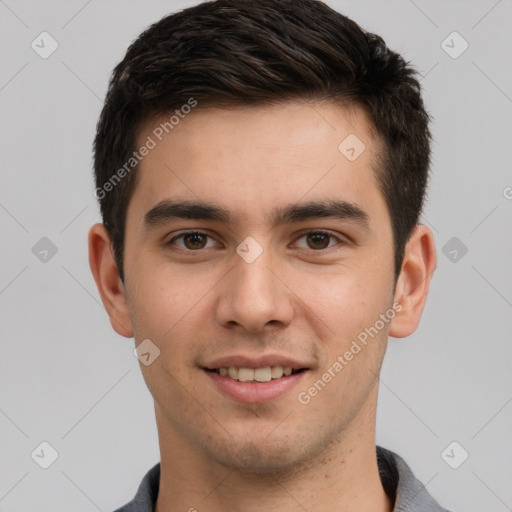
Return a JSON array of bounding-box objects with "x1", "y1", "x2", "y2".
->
[{"x1": 128, "y1": 100, "x2": 387, "y2": 230}]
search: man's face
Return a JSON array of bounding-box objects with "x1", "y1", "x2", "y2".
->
[{"x1": 122, "y1": 101, "x2": 397, "y2": 472}]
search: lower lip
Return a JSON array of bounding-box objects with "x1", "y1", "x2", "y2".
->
[{"x1": 204, "y1": 369, "x2": 308, "y2": 404}]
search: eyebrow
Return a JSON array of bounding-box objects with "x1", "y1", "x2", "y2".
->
[{"x1": 143, "y1": 199, "x2": 370, "y2": 231}]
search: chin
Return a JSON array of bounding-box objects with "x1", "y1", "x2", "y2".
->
[{"x1": 202, "y1": 435, "x2": 323, "y2": 475}]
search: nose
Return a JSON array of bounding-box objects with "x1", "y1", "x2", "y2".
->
[{"x1": 214, "y1": 247, "x2": 295, "y2": 334}]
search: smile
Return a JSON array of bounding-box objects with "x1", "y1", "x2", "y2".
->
[
  {"x1": 206, "y1": 366, "x2": 304, "y2": 382},
  {"x1": 203, "y1": 366, "x2": 309, "y2": 404}
]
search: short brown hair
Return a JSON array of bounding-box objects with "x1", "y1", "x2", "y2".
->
[{"x1": 93, "y1": 0, "x2": 432, "y2": 282}]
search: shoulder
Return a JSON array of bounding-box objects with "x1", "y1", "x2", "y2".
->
[
  {"x1": 113, "y1": 463, "x2": 160, "y2": 512},
  {"x1": 377, "y1": 446, "x2": 454, "y2": 512}
]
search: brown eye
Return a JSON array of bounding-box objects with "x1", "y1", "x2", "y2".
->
[
  {"x1": 169, "y1": 231, "x2": 215, "y2": 251},
  {"x1": 183, "y1": 232, "x2": 207, "y2": 250},
  {"x1": 294, "y1": 231, "x2": 341, "y2": 251},
  {"x1": 306, "y1": 232, "x2": 331, "y2": 249}
]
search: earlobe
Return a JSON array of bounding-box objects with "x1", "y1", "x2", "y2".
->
[
  {"x1": 88, "y1": 223, "x2": 134, "y2": 338},
  {"x1": 389, "y1": 225, "x2": 437, "y2": 338}
]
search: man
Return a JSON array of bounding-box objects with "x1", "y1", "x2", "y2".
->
[{"x1": 88, "y1": 0, "x2": 445, "y2": 510}]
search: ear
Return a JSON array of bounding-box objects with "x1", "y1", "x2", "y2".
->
[
  {"x1": 389, "y1": 224, "x2": 436, "y2": 338},
  {"x1": 88, "y1": 223, "x2": 134, "y2": 338}
]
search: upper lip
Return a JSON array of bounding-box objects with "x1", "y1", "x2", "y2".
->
[{"x1": 202, "y1": 354, "x2": 310, "y2": 370}]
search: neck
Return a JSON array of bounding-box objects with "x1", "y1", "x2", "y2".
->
[{"x1": 154, "y1": 392, "x2": 393, "y2": 512}]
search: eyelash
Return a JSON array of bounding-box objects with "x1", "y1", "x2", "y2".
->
[{"x1": 167, "y1": 230, "x2": 345, "y2": 252}]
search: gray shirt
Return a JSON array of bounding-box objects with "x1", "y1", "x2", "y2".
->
[{"x1": 114, "y1": 446, "x2": 451, "y2": 511}]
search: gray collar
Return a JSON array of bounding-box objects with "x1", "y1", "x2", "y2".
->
[
  {"x1": 114, "y1": 446, "x2": 451, "y2": 512},
  {"x1": 377, "y1": 447, "x2": 451, "y2": 511}
]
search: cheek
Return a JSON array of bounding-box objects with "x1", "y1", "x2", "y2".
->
[
  {"x1": 298, "y1": 272, "x2": 391, "y2": 413},
  {"x1": 298, "y1": 264, "x2": 392, "y2": 331},
  {"x1": 297, "y1": 265, "x2": 394, "y2": 393},
  {"x1": 125, "y1": 265, "x2": 177, "y2": 342},
  {"x1": 126, "y1": 263, "x2": 218, "y2": 366}
]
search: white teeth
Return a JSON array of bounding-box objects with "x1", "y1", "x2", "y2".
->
[
  {"x1": 271, "y1": 366, "x2": 284, "y2": 378},
  {"x1": 215, "y1": 365, "x2": 296, "y2": 382},
  {"x1": 238, "y1": 367, "x2": 254, "y2": 382},
  {"x1": 254, "y1": 367, "x2": 272, "y2": 382}
]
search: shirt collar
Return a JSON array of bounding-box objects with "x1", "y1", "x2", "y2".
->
[{"x1": 115, "y1": 446, "x2": 449, "y2": 512}]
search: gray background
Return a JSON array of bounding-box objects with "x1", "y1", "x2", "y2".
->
[{"x1": 1, "y1": 0, "x2": 511, "y2": 510}]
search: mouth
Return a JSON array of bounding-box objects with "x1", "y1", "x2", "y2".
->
[
  {"x1": 201, "y1": 357, "x2": 310, "y2": 403},
  {"x1": 204, "y1": 366, "x2": 307, "y2": 383}
]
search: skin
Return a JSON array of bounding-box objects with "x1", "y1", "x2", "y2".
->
[{"x1": 89, "y1": 100, "x2": 436, "y2": 512}]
